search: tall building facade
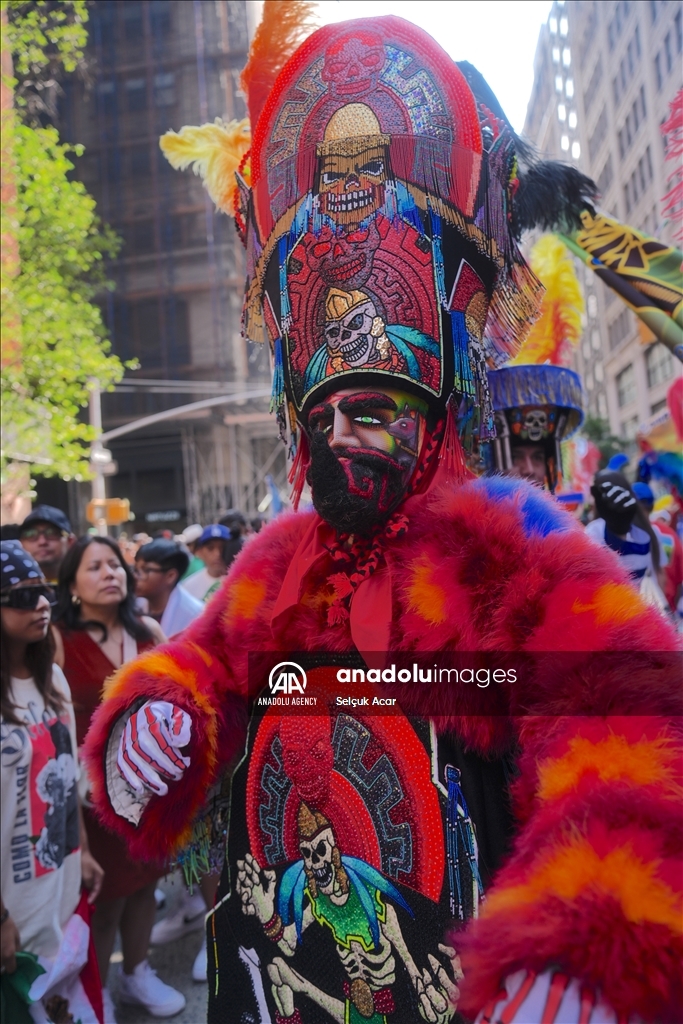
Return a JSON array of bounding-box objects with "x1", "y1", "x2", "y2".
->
[
  {"x1": 523, "y1": 0, "x2": 680, "y2": 444},
  {"x1": 56, "y1": 0, "x2": 284, "y2": 532}
]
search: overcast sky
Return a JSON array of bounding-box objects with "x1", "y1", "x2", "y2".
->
[{"x1": 303, "y1": 1, "x2": 554, "y2": 134}]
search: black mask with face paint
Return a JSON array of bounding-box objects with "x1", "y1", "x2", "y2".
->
[{"x1": 308, "y1": 430, "x2": 408, "y2": 535}]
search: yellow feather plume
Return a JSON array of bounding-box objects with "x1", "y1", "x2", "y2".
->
[
  {"x1": 159, "y1": 118, "x2": 251, "y2": 218},
  {"x1": 510, "y1": 234, "x2": 585, "y2": 366}
]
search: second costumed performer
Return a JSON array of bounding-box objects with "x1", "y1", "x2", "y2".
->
[{"x1": 84, "y1": 8, "x2": 682, "y2": 1024}]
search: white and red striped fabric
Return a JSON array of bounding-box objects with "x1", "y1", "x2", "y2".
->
[{"x1": 475, "y1": 969, "x2": 637, "y2": 1024}]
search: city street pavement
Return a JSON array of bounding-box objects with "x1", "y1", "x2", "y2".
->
[{"x1": 108, "y1": 872, "x2": 208, "y2": 1024}]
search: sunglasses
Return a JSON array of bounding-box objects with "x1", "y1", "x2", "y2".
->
[
  {"x1": 19, "y1": 526, "x2": 66, "y2": 541},
  {"x1": 0, "y1": 585, "x2": 56, "y2": 610}
]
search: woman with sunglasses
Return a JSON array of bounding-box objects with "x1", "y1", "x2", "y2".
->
[
  {"x1": 54, "y1": 536, "x2": 185, "y2": 1021},
  {"x1": 1, "y1": 541, "x2": 104, "y2": 1018}
]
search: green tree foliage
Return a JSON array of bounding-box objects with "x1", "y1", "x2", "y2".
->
[
  {"x1": 581, "y1": 414, "x2": 629, "y2": 470},
  {"x1": 5, "y1": 0, "x2": 89, "y2": 119},
  {"x1": 3, "y1": 125, "x2": 123, "y2": 477},
  {"x1": 1, "y1": 1, "x2": 126, "y2": 480}
]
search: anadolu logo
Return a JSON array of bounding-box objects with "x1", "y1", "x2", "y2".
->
[{"x1": 268, "y1": 661, "x2": 307, "y2": 695}]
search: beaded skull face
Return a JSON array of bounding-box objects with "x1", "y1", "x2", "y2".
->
[
  {"x1": 321, "y1": 31, "x2": 385, "y2": 98},
  {"x1": 317, "y1": 107, "x2": 388, "y2": 227}
]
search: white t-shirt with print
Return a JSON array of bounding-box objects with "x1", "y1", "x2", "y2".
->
[
  {"x1": 1, "y1": 666, "x2": 81, "y2": 958},
  {"x1": 180, "y1": 566, "x2": 222, "y2": 603}
]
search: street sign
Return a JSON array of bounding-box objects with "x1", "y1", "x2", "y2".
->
[{"x1": 86, "y1": 498, "x2": 131, "y2": 525}]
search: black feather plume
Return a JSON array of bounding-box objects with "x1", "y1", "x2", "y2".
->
[
  {"x1": 457, "y1": 60, "x2": 599, "y2": 237},
  {"x1": 457, "y1": 59, "x2": 537, "y2": 164},
  {"x1": 513, "y1": 161, "x2": 599, "y2": 236}
]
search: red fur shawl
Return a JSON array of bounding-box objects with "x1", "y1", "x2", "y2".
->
[{"x1": 84, "y1": 477, "x2": 682, "y2": 1022}]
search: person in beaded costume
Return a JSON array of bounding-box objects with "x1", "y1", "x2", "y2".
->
[{"x1": 83, "y1": 7, "x2": 682, "y2": 1024}]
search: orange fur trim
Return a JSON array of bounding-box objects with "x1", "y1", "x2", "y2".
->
[
  {"x1": 224, "y1": 577, "x2": 267, "y2": 624},
  {"x1": 240, "y1": 1, "x2": 318, "y2": 130},
  {"x1": 572, "y1": 582, "x2": 647, "y2": 625},
  {"x1": 405, "y1": 555, "x2": 448, "y2": 624},
  {"x1": 538, "y1": 734, "x2": 681, "y2": 802},
  {"x1": 484, "y1": 837, "x2": 682, "y2": 935},
  {"x1": 188, "y1": 641, "x2": 214, "y2": 670}
]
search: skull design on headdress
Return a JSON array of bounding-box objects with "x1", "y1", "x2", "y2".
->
[{"x1": 160, "y1": 10, "x2": 598, "y2": 493}]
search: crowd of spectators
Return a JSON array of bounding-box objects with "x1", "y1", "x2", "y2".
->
[{"x1": 0, "y1": 504, "x2": 260, "y2": 1021}]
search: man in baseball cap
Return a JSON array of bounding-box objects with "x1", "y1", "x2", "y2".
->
[
  {"x1": 19, "y1": 505, "x2": 75, "y2": 584},
  {"x1": 180, "y1": 525, "x2": 232, "y2": 604}
]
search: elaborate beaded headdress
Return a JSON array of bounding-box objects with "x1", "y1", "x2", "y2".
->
[{"x1": 160, "y1": 3, "x2": 596, "y2": 472}]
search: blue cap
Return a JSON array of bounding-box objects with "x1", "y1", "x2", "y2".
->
[
  {"x1": 632, "y1": 481, "x2": 654, "y2": 504},
  {"x1": 197, "y1": 524, "x2": 231, "y2": 547},
  {"x1": 607, "y1": 453, "x2": 629, "y2": 471}
]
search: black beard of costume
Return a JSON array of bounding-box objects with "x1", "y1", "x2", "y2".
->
[{"x1": 308, "y1": 431, "x2": 410, "y2": 535}]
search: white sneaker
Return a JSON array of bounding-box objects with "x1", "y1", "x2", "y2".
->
[
  {"x1": 117, "y1": 961, "x2": 186, "y2": 1018},
  {"x1": 192, "y1": 943, "x2": 207, "y2": 982},
  {"x1": 102, "y1": 986, "x2": 118, "y2": 1024},
  {"x1": 150, "y1": 889, "x2": 205, "y2": 945}
]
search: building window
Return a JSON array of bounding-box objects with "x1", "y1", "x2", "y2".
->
[
  {"x1": 561, "y1": 134, "x2": 569, "y2": 151},
  {"x1": 558, "y1": 103, "x2": 567, "y2": 121},
  {"x1": 617, "y1": 363, "x2": 637, "y2": 408},
  {"x1": 128, "y1": 219, "x2": 155, "y2": 255},
  {"x1": 560, "y1": 16, "x2": 568, "y2": 36},
  {"x1": 584, "y1": 60, "x2": 602, "y2": 112},
  {"x1": 621, "y1": 414, "x2": 639, "y2": 440},
  {"x1": 549, "y1": 15, "x2": 558, "y2": 33},
  {"x1": 150, "y1": 0, "x2": 172, "y2": 36},
  {"x1": 646, "y1": 344, "x2": 675, "y2": 388},
  {"x1": 568, "y1": 110, "x2": 578, "y2": 128},
  {"x1": 562, "y1": 47, "x2": 571, "y2": 67},
  {"x1": 553, "y1": 46, "x2": 561, "y2": 63},
  {"x1": 130, "y1": 145, "x2": 150, "y2": 175},
  {"x1": 555, "y1": 74, "x2": 564, "y2": 92},
  {"x1": 624, "y1": 183, "x2": 631, "y2": 214},
  {"x1": 665, "y1": 31, "x2": 673, "y2": 72},
  {"x1": 650, "y1": 398, "x2": 667, "y2": 415},
  {"x1": 609, "y1": 308, "x2": 633, "y2": 350},
  {"x1": 597, "y1": 154, "x2": 614, "y2": 193},
  {"x1": 676, "y1": 9, "x2": 683, "y2": 54},
  {"x1": 154, "y1": 72, "x2": 175, "y2": 107},
  {"x1": 97, "y1": 79, "x2": 116, "y2": 117},
  {"x1": 649, "y1": 0, "x2": 658, "y2": 23},
  {"x1": 589, "y1": 107, "x2": 608, "y2": 161},
  {"x1": 123, "y1": 2, "x2": 143, "y2": 41},
  {"x1": 598, "y1": 392, "x2": 608, "y2": 418},
  {"x1": 125, "y1": 78, "x2": 147, "y2": 112},
  {"x1": 655, "y1": 52, "x2": 663, "y2": 91},
  {"x1": 112, "y1": 298, "x2": 190, "y2": 369},
  {"x1": 566, "y1": 78, "x2": 574, "y2": 98},
  {"x1": 572, "y1": 140, "x2": 581, "y2": 159}
]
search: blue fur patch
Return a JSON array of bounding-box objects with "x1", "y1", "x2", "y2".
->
[{"x1": 477, "y1": 476, "x2": 570, "y2": 538}]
